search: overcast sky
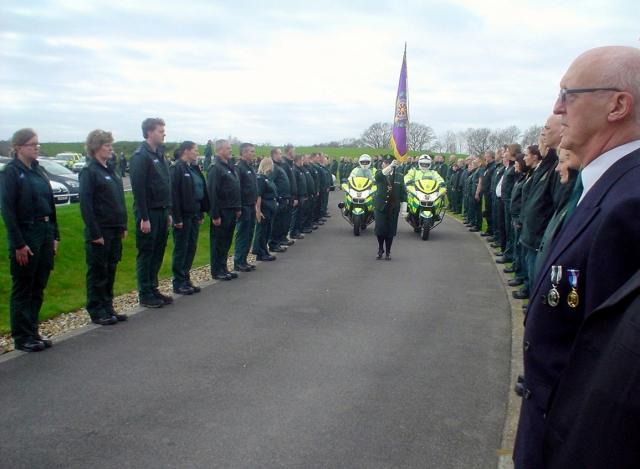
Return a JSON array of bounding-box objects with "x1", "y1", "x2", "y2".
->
[{"x1": 1, "y1": 0, "x2": 638, "y2": 144}]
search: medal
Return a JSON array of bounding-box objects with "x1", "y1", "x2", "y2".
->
[
  {"x1": 547, "y1": 265, "x2": 562, "y2": 307},
  {"x1": 567, "y1": 269, "x2": 580, "y2": 308}
]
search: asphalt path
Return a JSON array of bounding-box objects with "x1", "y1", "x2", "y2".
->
[{"x1": 0, "y1": 191, "x2": 510, "y2": 469}]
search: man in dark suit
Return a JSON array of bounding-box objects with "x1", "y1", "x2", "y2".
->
[
  {"x1": 541, "y1": 268, "x2": 640, "y2": 468},
  {"x1": 513, "y1": 46, "x2": 640, "y2": 469}
]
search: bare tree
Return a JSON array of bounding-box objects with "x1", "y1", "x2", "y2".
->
[
  {"x1": 488, "y1": 126, "x2": 521, "y2": 149},
  {"x1": 464, "y1": 127, "x2": 492, "y2": 155},
  {"x1": 438, "y1": 131, "x2": 458, "y2": 154},
  {"x1": 521, "y1": 125, "x2": 544, "y2": 148},
  {"x1": 407, "y1": 123, "x2": 436, "y2": 151},
  {"x1": 361, "y1": 122, "x2": 392, "y2": 149}
]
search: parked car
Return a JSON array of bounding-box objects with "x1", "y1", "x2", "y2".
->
[
  {"x1": 0, "y1": 156, "x2": 70, "y2": 205},
  {"x1": 38, "y1": 158, "x2": 80, "y2": 203},
  {"x1": 52, "y1": 152, "x2": 83, "y2": 170},
  {"x1": 50, "y1": 179, "x2": 71, "y2": 205}
]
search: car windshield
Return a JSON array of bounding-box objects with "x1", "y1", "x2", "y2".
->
[
  {"x1": 39, "y1": 159, "x2": 75, "y2": 175},
  {"x1": 55, "y1": 154, "x2": 75, "y2": 161}
]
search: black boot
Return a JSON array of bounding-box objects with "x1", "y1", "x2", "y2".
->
[{"x1": 376, "y1": 249, "x2": 383, "y2": 260}]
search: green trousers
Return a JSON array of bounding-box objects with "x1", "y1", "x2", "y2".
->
[
  {"x1": 85, "y1": 227, "x2": 123, "y2": 320},
  {"x1": 210, "y1": 208, "x2": 237, "y2": 275},
  {"x1": 10, "y1": 220, "x2": 54, "y2": 346},
  {"x1": 172, "y1": 214, "x2": 200, "y2": 289},
  {"x1": 253, "y1": 203, "x2": 275, "y2": 257},
  {"x1": 233, "y1": 205, "x2": 256, "y2": 266},
  {"x1": 135, "y1": 208, "x2": 169, "y2": 300}
]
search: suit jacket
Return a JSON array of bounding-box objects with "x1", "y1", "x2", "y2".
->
[
  {"x1": 541, "y1": 268, "x2": 640, "y2": 468},
  {"x1": 514, "y1": 148, "x2": 640, "y2": 469}
]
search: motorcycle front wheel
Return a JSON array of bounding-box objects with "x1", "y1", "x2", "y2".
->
[{"x1": 353, "y1": 214, "x2": 362, "y2": 236}]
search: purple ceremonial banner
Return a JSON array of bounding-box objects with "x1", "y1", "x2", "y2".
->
[{"x1": 390, "y1": 44, "x2": 409, "y2": 162}]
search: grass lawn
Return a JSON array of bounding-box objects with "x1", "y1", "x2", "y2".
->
[{"x1": 0, "y1": 193, "x2": 217, "y2": 334}]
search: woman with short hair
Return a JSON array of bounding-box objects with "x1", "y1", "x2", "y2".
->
[
  {"x1": 79, "y1": 129, "x2": 128, "y2": 325},
  {"x1": 0, "y1": 128, "x2": 60, "y2": 351}
]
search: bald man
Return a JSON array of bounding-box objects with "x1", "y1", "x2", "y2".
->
[{"x1": 514, "y1": 46, "x2": 640, "y2": 468}]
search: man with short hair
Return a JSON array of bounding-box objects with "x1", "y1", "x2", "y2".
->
[
  {"x1": 290, "y1": 154, "x2": 308, "y2": 239},
  {"x1": 514, "y1": 46, "x2": 640, "y2": 468},
  {"x1": 233, "y1": 143, "x2": 258, "y2": 272},
  {"x1": 515, "y1": 116, "x2": 561, "y2": 299},
  {"x1": 479, "y1": 150, "x2": 496, "y2": 236},
  {"x1": 268, "y1": 148, "x2": 291, "y2": 252},
  {"x1": 208, "y1": 139, "x2": 241, "y2": 281},
  {"x1": 129, "y1": 117, "x2": 173, "y2": 308},
  {"x1": 203, "y1": 139, "x2": 213, "y2": 173}
]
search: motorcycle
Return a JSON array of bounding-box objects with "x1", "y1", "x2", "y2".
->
[
  {"x1": 405, "y1": 177, "x2": 446, "y2": 240},
  {"x1": 337, "y1": 176, "x2": 376, "y2": 236}
]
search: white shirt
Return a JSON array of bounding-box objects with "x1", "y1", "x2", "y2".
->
[
  {"x1": 496, "y1": 174, "x2": 504, "y2": 198},
  {"x1": 579, "y1": 139, "x2": 640, "y2": 204}
]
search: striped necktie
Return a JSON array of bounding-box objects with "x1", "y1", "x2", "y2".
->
[{"x1": 562, "y1": 171, "x2": 583, "y2": 228}]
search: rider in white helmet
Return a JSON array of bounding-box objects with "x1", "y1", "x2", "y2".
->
[
  {"x1": 349, "y1": 154, "x2": 375, "y2": 180},
  {"x1": 404, "y1": 154, "x2": 445, "y2": 185}
]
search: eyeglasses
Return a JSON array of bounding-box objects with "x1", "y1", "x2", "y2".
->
[
  {"x1": 21, "y1": 143, "x2": 41, "y2": 148},
  {"x1": 559, "y1": 87, "x2": 621, "y2": 103}
]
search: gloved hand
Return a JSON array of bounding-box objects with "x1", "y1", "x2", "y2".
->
[
  {"x1": 400, "y1": 201, "x2": 408, "y2": 216},
  {"x1": 382, "y1": 162, "x2": 395, "y2": 176}
]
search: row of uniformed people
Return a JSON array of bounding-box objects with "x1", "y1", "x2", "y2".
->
[
  {"x1": 0, "y1": 122, "x2": 335, "y2": 351},
  {"x1": 440, "y1": 124, "x2": 579, "y2": 305}
]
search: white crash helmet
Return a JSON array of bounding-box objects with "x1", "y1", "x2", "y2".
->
[
  {"x1": 418, "y1": 155, "x2": 432, "y2": 169},
  {"x1": 359, "y1": 154, "x2": 372, "y2": 169}
]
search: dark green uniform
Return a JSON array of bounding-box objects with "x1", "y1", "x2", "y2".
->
[
  {"x1": 481, "y1": 161, "x2": 496, "y2": 234},
  {"x1": 302, "y1": 164, "x2": 316, "y2": 231},
  {"x1": 170, "y1": 159, "x2": 208, "y2": 290},
  {"x1": 291, "y1": 164, "x2": 308, "y2": 237},
  {"x1": 501, "y1": 161, "x2": 517, "y2": 261},
  {"x1": 270, "y1": 160, "x2": 292, "y2": 249},
  {"x1": 374, "y1": 167, "x2": 406, "y2": 238},
  {"x1": 79, "y1": 157, "x2": 127, "y2": 321},
  {"x1": 252, "y1": 173, "x2": 278, "y2": 258},
  {"x1": 129, "y1": 142, "x2": 172, "y2": 302},
  {"x1": 208, "y1": 156, "x2": 241, "y2": 276},
  {"x1": 1, "y1": 158, "x2": 59, "y2": 348},
  {"x1": 233, "y1": 159, "x2": 258, "y2": 268},
  {"x1": 318, "y1": 163, "x2": 332, "y2": 217},
  {"x1": 203, "y1": 142, "x2": 213, "y2": 174},
  {"x1": 469, "y1": 167, "x2": 482, "y2": 230}
]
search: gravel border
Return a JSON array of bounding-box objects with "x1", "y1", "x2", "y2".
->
[{"x1": 0, "y1": 256, "x2": 251, "y2": 355}]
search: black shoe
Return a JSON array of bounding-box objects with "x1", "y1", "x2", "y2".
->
[
  {"x1": 257, "y1": 254, "x2": 276, "y2": 261},
  {"x1": 495, "y1": 257, "x2": 510, "y2": 264},
  {"x1": 513, "y1": 289, "x2": 529, "y2": 300},
  {"x1": 224, "y1": 270, "x2": 239, "y2": 279},
  {"x1": 486, "y1": 236, "x2": 495, "y2": 242},
  {"x1": 213, "y1": 272, "x2": 232, "y2": 281},
  {"x1": 385, "y1": 253, "x2": 391, "y2": 260},
  {"x1": 503, "y1": 266, "x2": 516, "y2": 273},
  {"x1": 155, "y1": 292, "x2": 174, "y2": 305},
  {"x1": 480, "y1": 232, "x2": 491, "y2": 237},
  {"x1": 174, "y1": 285, "x2": 195, "y2": 295},
  {"x1": 92, "y1": 315, "x2": 118, "y2": 325},
  {"x1": 508, "y1": 278, "x2": 524, "y2": 287},
  {"x1": 514, "y1": 381, "x2": 525, "y2": 397},
  {"x1": 312, "y1": 225, "x2": 319, "y2": 230},
  {"x1": 36, "y1": 336, "x2": 53, "y2": 348},
  {"x1": 324, "y1": 214, "x2": 331, "y2": 217},
  {"x1": 246, "y1": 263, "x2": 256, "y2": 270},
  {"x1": 490, "y1": 242, "x2": 501, "y2": 248},
  {"x1": 469, "y1": 227, "x2": 480, "y2": 232},
  {"x1": 290, "y1": 234, "x2": 305, "y2": 239},
  {"x1": 270, "y1": 246, "x2": 286, "y2": 253},
  {"x1": 517, "y1": 374, "x2": 524, "y2": 384},
  {"x1": 283, "y1": 239, "x2": 295, "y2": 246},
  {"x1": 114, "y1": 313, "x2": 128, "y2": 322},
  {"x1": 15, "y1": 340, "x2": 45, "y2": 352},
  {"x1": 234, "y1": 264, "x2": 252, "y2": 273},
  {"x1": 301, "y1": 228, "x2": 313, "y2": 234},
  {"x1": 187, "y1": 282, "x2": 201, "y2": 293},
  {"x1": 494, "y1": 250, "x2": 504, "y2": 256},
  {"x1": 316, "y1": 220, "x2": 325, "y2": 225},
  {"x1": 376, "y1": 250, "x2": 383, "y2": 260},
  {"x1": 140, "y1": 297, "x2": 164, "y2": 308}
]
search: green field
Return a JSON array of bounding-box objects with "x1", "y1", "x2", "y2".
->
[{"x1": 0, "y1": 193, "x2": 214, "y2": 334}]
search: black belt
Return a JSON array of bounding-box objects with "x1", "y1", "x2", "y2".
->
[{"x1": 34, "y1": 216, "x2": 50, "y2": 222}]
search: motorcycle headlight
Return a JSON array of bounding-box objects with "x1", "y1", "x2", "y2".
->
[
  {"x1": 359, "y1": 190, "x2": 370, "y2": 199},
  {"x1": 427, "y1": 193, "x2": 440, "y2": 203},
  {"x1": 415, "y1": 191, "x2": 428, "y2": 202}
]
